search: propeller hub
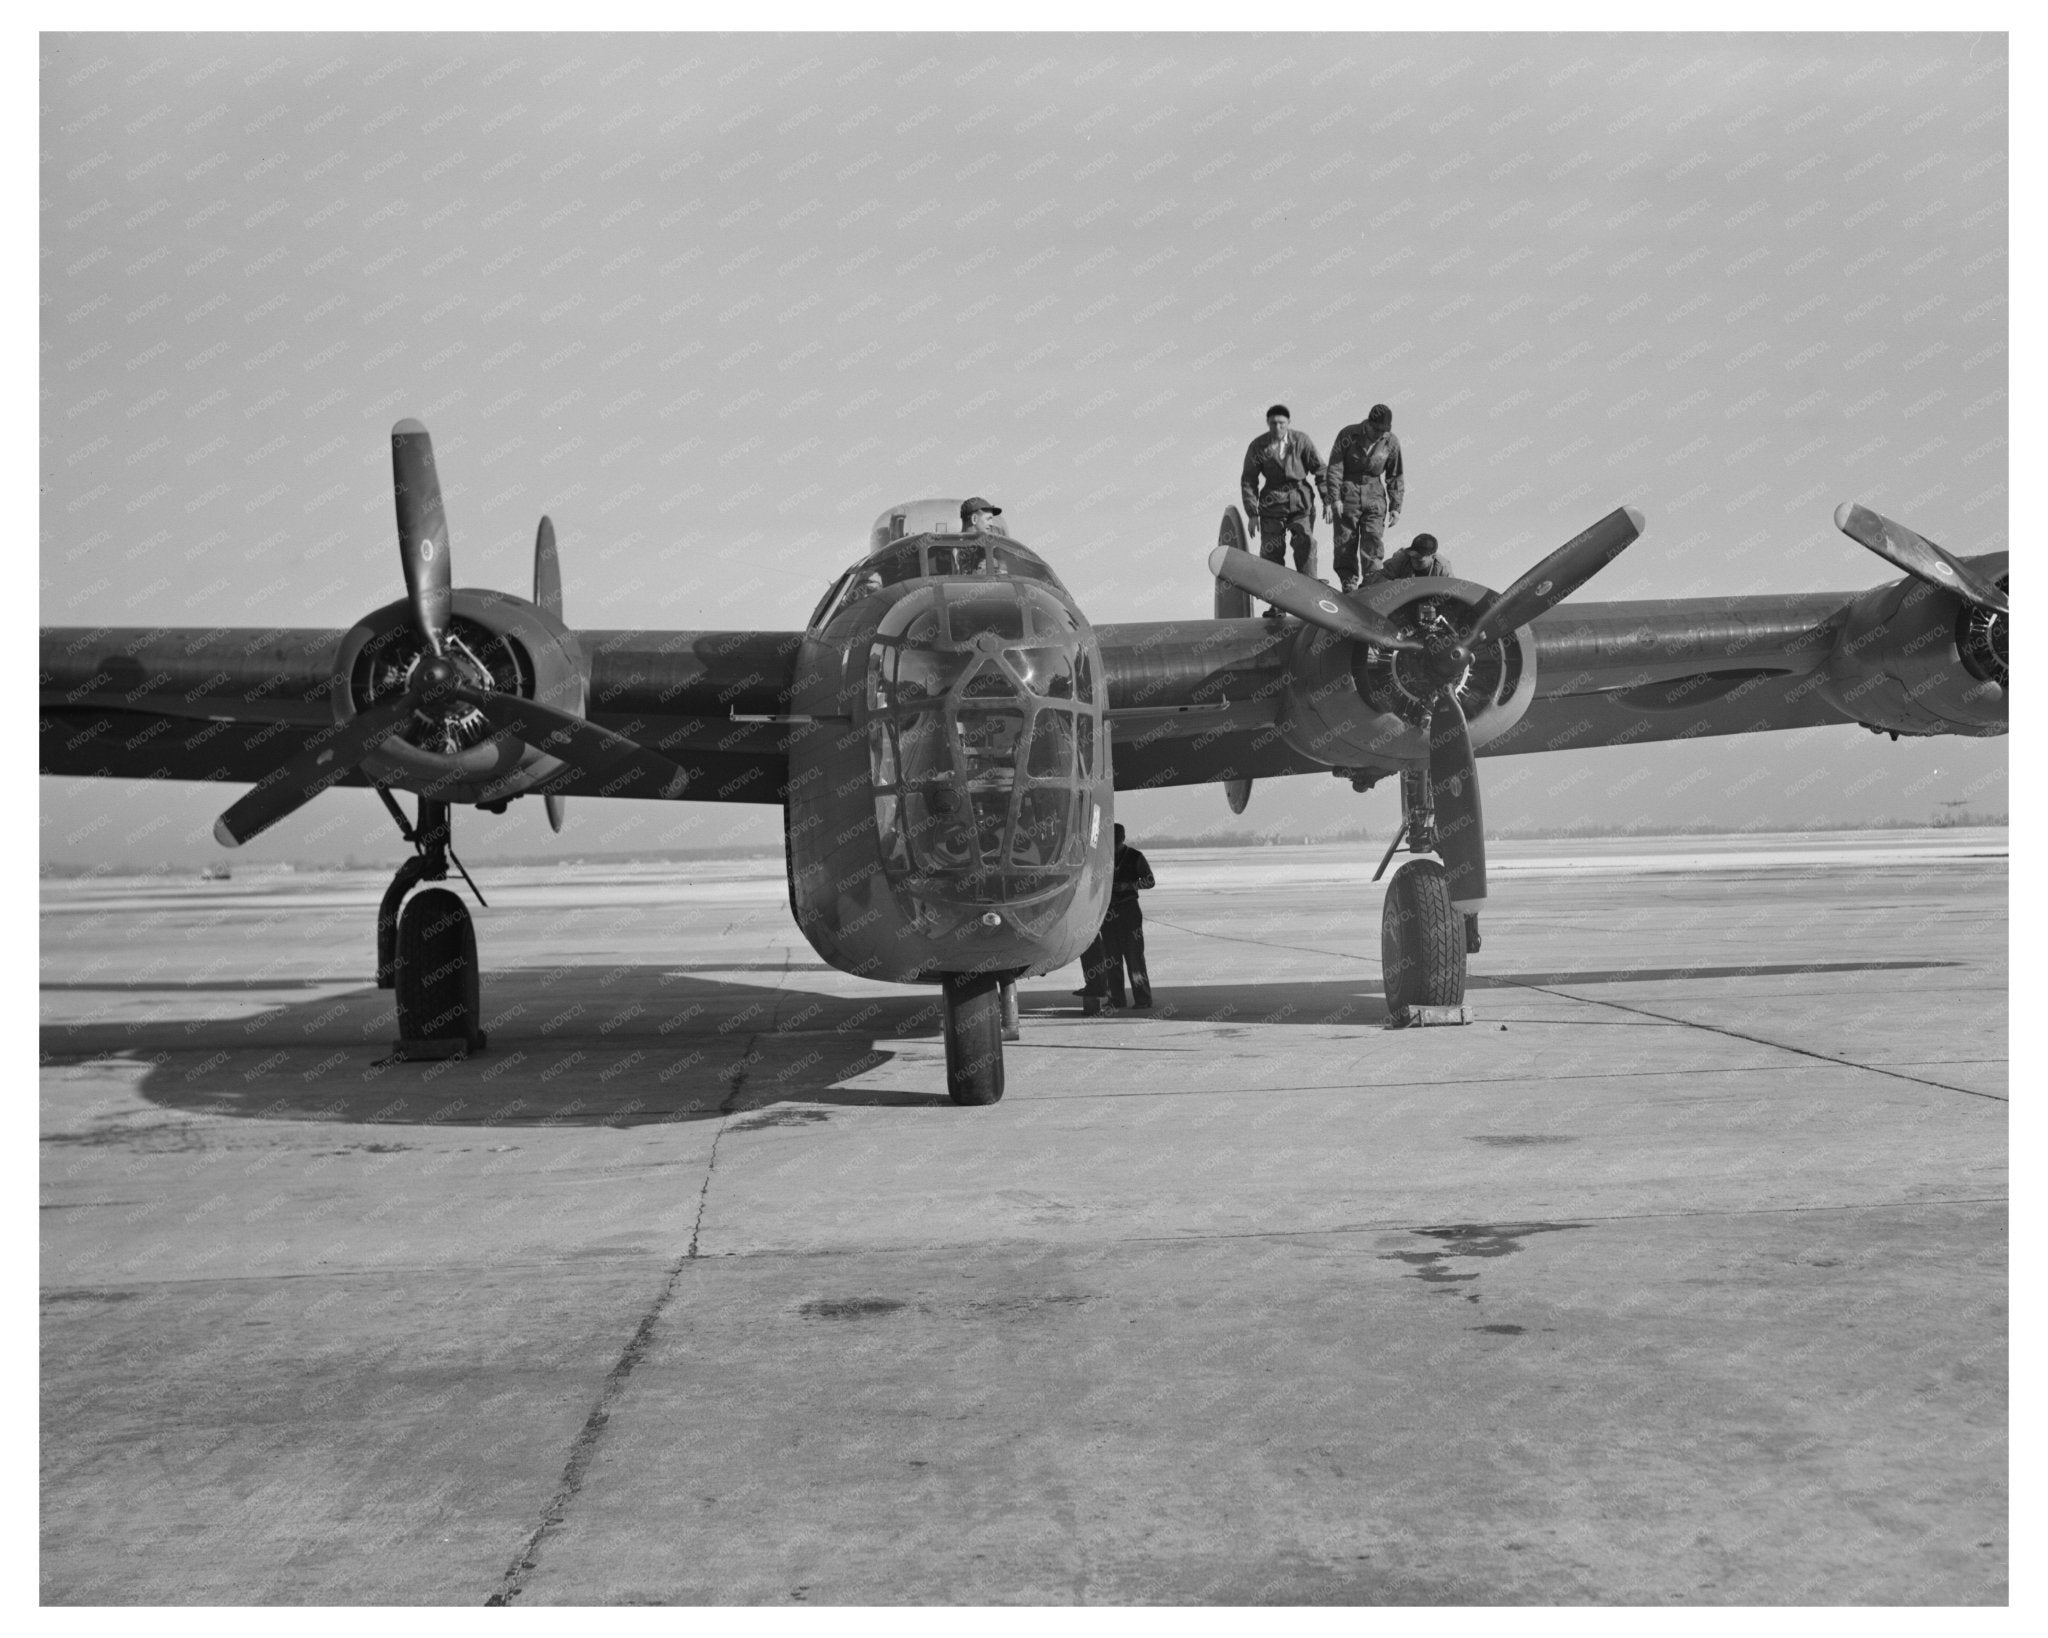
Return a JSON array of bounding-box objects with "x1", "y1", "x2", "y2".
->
[
  {"x1": 1421, "y1": 636, "x2": 1473, "y2": 689},
  {"x1": 416, "y1": 655, "x2": 462, "y2": 700}
]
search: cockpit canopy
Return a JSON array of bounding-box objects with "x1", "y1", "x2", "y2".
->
[
  {"x1": 808, "y1": 500, "x2": 1067, "y2": 630},
  {"x1": 867, "y1": 498, "x2": 1008, "y2": 551}
]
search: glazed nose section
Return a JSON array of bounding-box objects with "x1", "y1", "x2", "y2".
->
[{"x1": 867, "y1": 584, "x2": 1101, "y2": 897}]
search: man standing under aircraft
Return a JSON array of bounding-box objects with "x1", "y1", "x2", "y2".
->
[
  {"x1": 1324, "y1": 402, "x2": 1404, "y2": 592},
  {"x1": 1075, "y1": 824, "x2": 1156, "y2": 1015},
  {"x1": 1240, "y1": 405, "x2": 1326, "y2": 611},
  {"x1": 1382, "y1": 532, "x2": 1452, "y2": 581}
]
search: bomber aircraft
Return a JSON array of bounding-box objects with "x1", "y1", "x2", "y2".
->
[{"x1": 40, "y1": 421, "x2": 2008, "y2": 1104}]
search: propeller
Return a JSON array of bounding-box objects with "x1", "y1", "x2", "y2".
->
[
  {"x1": 214, "y1": 424, "x2": 687, "y2": 847},
  {"x1": 393, "y1": 419, "x2": 452, "y2": 656},
  {"x1": 533, "y1": 515, "x2": 569, "y2": 834},
  {"x1": 211, "y1": 694, "x2": 418, "y2": 848},
  {"x1": 450, "y1": 685, "x2": 686, "y2": 801},
  {"x1": 1206, "y1": 547, "x2": 1421, "y2": 651},
  {"x1": 1428, "y1": 691, "x2": 1485, "y2": 910},
  {"x1": 1210, "y1": 506, "x2": 1646, "y2": 914},
  {"x1": 1833, "y1": 503, "x2": 2008, "y2": 615},
  {"x1": 1468, "y1": 507, "x2": 1646, "y2": 647}
]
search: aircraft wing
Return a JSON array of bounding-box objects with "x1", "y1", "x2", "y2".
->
[
  {"x1": 40, "y1": 625, "x2": 804, "y2": 803},
  {"x1": 1096, "y1": 572, "x2": 2004, "y2": 792}
]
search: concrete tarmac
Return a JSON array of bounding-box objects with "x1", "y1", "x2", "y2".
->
[{"x1": 40, "y1": 831, "x2": 2008, "y2": 1604}]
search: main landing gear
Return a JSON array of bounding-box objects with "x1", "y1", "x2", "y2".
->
[
  {"x1": 375, "y1": 790, "x2": 489, "y2": 1059},
  {"x1": 1374, "y1": 769, "x2": 1475, "y2": 1014},
  {"x1": 942, "y1": 971, "x2": 1010, "y2": 1105}
]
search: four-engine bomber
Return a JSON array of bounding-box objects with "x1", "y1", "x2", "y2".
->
[{"x1": 40, "y1": 422, "x2": 2008, "y2": 1104}]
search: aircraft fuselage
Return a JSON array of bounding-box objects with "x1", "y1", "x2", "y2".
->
[{"x1": 783, "y1": 525, "x2": 1112, "y2": 986}]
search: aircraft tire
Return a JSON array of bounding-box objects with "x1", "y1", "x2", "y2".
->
[
  {"x1": 942, "y1": 972, "x2": 1006, "y2": 1106},
  {"x1": 394, "y1": 887, "x2": 485, "y2": 1050},
  {"x1": 1381, "y1": 859, "x2": 1467, "y2": 1011}
]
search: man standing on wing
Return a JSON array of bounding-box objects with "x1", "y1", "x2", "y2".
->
[
  {"x1": 1324, "y1": 402, "x2": 1404, "y2": 592},
  {"x1": 1240, "y1": 404, "x2": 1326, "y2": 614}
]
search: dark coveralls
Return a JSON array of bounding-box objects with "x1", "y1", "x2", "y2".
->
[
  {"x1": 1240, "y1": 429, "x2": 1326, "y2": 577},
  {"x1": 1080, "y1": 842, "x2": 1155, "y2": 1008},
  {"x1": 1380, "y1": 544, "x2": 1452, "y2": 581},
  {"x1": 1324, "y1": 420, "x2": 1405, "y2": 591}
]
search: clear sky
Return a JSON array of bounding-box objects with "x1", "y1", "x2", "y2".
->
[{"x1": 40, "y1": 31, "x2": 2008, "y2": 866}]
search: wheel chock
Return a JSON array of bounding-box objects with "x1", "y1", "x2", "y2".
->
[
  {"x1": 389, "y1": 1030, "x2": 488, "y2": 1061},
  {"x1": 1384, "y1": 1004, "x2": 1475, "y2": 1030}
]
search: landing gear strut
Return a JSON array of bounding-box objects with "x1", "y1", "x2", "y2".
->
[
  {"x1": 376, "y1": 790, "x2": 488, "y2": 1059},
  {"x1": 942, "y1": 972, "x2": 1007, "y2": 1105}
]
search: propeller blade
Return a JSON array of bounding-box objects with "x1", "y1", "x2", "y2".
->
[
  {"x1": 213, "y1": 693, "x2": 417, "y2": 848},
  {"x1": 533, "y1": 515, "x2": 563, "y2": 620},
  {"x1": 1206, "y1": 546, "x2": 1422, "y2": 652},
  {"x1": 1469, "y1": 506, "x2": 1645, "y2": 648},
  {"x1": 1213, "y1": 508, "x2": 1252, "y2": 620},
  {"x1": 392, "y1": 419, "x2": 452, "y2": 654},
  {"x1": 1833, "y1": 503, "x2": 2008, "y2": 614},
  {"x1": 453, "y1": 686, "x2": 689, "y2": 800},
  {"x1": 1427, "y1": 689, "x2": 1487, "y2": 911},
  {"x1": 545, "y1": 793, "x2": 568, "y2": 833}
]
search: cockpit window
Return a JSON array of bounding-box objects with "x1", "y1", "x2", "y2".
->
[
  {"x1": 923, "y1": 540, "x2": 986, "y2": 578},
  {"x1": 812, "y1": 535, "x2": 1069, "y2": 630},
  {"x1": 811, "y1": 545, "x2": 923, "y2": 630},
  {"x1": 989, "y1": 545, "x2": 1059, "y2": 587}
]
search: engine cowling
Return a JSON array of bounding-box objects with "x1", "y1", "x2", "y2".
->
[
  {"x1": 331, "y1": 588, "x2": 588, "y2": 802},
  {"x1": 1276, "y1": 576, "x2": 1539, "y2": 766},
  {"x1": 1817, "y1": 561, "x2": 2007, "y2": 737}
]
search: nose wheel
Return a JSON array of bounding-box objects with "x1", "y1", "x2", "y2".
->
[{"x1": 942, "y1": 972, "x2": 1007, "y2": 1105}]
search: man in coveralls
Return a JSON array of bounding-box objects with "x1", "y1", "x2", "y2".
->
[
  {"x1": 1240, "y1": 404, "x2": 1326, "y2": 613},
  {"x1": 1076, "y1": 824, "x2": 1156, "y2": 1015},
  {"x1": 1381, "y1": 531, "x2": 1452, "y2": 580},
  {"x1": 1324, "y1": 403, "x2": 1405, "y2": 591}
]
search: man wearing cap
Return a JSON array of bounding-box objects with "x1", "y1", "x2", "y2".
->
[
  {"x1": 1239, "y1": 405, "x2": 1326, "y2": 608},
  {"x1": 1324, "y1": 403, "x2": 1405, "y2": 592},
  {"x1": 960, "y1": 497, "x2": 1006, "y2": 535},
  {"x1": 1382, "y1": 532, "x2": 1453, "y2": 580}
]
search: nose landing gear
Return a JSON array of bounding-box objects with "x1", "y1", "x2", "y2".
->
[{"x1": 942, "y1": 971, "x2": 1008, "y2": 1105}]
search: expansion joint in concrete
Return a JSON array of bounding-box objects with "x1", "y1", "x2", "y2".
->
[
  {"x1": 1504, "y1": 980, "x2": 2009, "y2": 1104},
  {"x1": 484, "y1": 1112, "x2": 736, "y2": 1605}
]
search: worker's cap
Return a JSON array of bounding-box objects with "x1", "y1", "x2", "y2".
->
[
  {"x1": 1114, "y1": 823, "x2": 1126, "y2": 842},
  {"x1": 958, "y1": 497, "x2": 1002, "y2": 522},
  {"x1": 1411, "y1": 532, "x2": 1438, "y2": 555},
  {"x1": 1367, "y1": 402, "x2": 1393, "y2": 425},
  {"x1": 1265, "y1": 403, "x2": 1291, "y2": 420}
]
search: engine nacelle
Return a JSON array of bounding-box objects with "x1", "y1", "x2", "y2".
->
[
  {"x1": 1817, "y1": 562, "x2": 2007, "y2": 737},
  {"x1": 1277, "y1": 577, "x2": 1539, "y2": 767},
  {"x1": 331, "y1": 588, "x2": 588, "y2": 802}
]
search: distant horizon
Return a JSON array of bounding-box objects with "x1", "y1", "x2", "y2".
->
[{"x1": 38, "y1": 811, "x2": 2010, "y2": 880}]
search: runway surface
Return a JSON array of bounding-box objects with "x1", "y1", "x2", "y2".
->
[{"x1": 40, "y1": 830, "x2": 2008, "y2": 1604}]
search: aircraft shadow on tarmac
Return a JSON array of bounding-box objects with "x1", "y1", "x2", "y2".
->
[{"x1": 40, "y1": 957, "x2": 1956, "y2": 1131}]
